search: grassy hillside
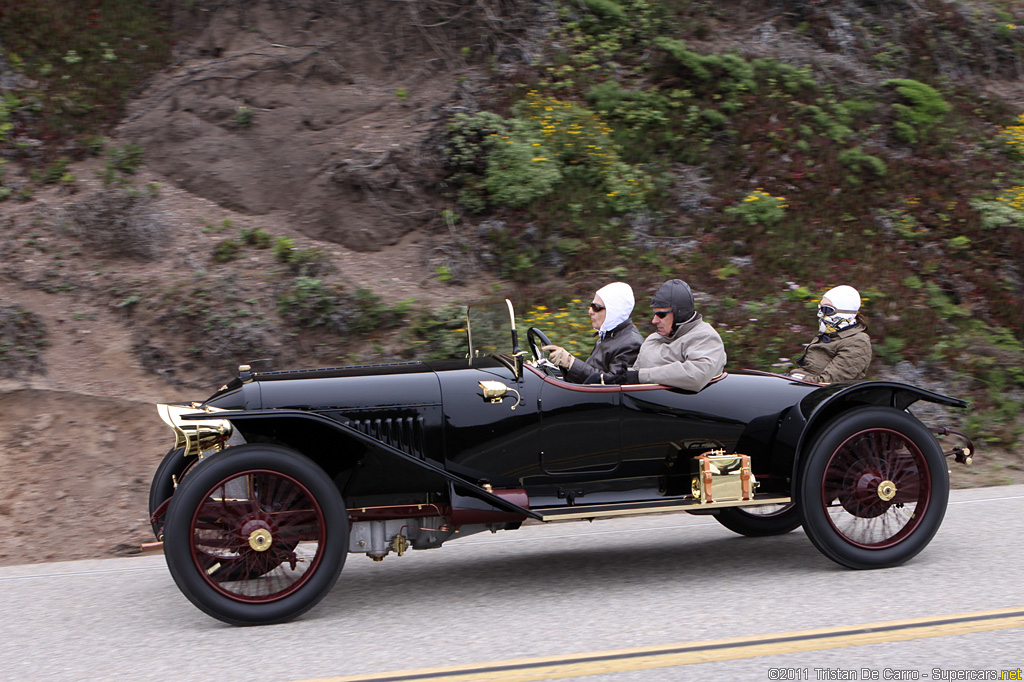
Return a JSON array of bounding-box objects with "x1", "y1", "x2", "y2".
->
[
  {"x1": 1, "y1": 0, "x2": 1023, "y2": 450},
  {"x1": 442, "y1": 0, "x2": 1024, "y2": 447}
]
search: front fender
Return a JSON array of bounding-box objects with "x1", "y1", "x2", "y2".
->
[{"x1": 182, "y1": 409, "x2": 541, "y2": 521}]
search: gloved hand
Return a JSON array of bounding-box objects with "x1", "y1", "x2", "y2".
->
[
  {"x1": 606, "y1": 369, "x2": 640, "y2": 385},
  {"x1": 541, "y1": 344, "x2": 575, "y2": 370},
  {"x1": 583, "y1": 369, "x2": 639, "y2": 385}
]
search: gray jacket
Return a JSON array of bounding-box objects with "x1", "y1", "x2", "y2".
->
[
  {"x1": 632, "y1": 314, "x2": 727, "y2": 391},
  {"x1": 566, "y1": 320, "x2": 644, "y2": 383}
]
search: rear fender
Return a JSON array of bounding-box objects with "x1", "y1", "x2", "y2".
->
[
  {"x1": 183, "y1": 409, "x2": 541, "y2": 521},
  {"x1": 789, "y1": 381, "x2": 967, "y2": 484}
]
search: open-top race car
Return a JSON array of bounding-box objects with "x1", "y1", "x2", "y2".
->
[{"x1": 149, "y1": 300, "x2": 973, "y2": 626}]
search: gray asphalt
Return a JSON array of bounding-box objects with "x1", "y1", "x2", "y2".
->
[{"x1": 1, "y1": 485, "x2": 1022, "y2": 682}]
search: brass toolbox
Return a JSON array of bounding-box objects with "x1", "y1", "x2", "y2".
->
[{"x1": 691, "y1": 451, "x2": 757, "y2": 504}]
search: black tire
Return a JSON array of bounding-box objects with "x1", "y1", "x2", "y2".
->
[
  {"x1": 798, "y1": 406, "x2": 948, "y2": 569},
  {"x1": 148, "y1": 447, "x2": 198, "y2": 540},
  {"x1": 714, "y1": 502, "x2": 801, "y2": 537},
  {"x1": 163, "y1": 444, "x2": 347, "y2": 626}
]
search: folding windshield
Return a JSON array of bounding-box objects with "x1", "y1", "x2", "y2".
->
[{"x1": 466, "y1": 299, "x2": 518, "y2": 364}]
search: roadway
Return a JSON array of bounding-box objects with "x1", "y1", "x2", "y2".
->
[{"x1": 1, "y1": 485, "x2": 1021, "y2": 681}]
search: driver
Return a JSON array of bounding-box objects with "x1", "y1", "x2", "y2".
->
[
  {"x1": 541, "y1": 281, "x2": 643, "y2": 383},
  {"x1": 588, "y1": 278, "x2": 726, "y2": 392}
]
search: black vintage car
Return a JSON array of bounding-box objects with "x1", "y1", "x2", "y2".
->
[{"x1": 149, "y1": 300, "x2": 973, "y2": 626}]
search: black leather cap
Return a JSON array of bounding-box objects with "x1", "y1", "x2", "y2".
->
[{"x1": 651, "y1": 279, "x2": 695, "y2": 324}]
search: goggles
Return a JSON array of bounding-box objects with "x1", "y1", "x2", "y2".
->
[{"x1": 819, "y1": 305, "x2": 856, "y2": 317}]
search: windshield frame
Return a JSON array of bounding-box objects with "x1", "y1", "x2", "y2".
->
[{"x1": 466, "y1": 299, "x2": 521, "y2": 376}]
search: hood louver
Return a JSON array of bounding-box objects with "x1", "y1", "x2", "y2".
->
[{"x1": 350, "y1": 415, "x2": 426, "y2": 458}]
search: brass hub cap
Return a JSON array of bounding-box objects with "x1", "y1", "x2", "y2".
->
[
  {"x1": 877, "y1": 480, "x2": 897, "y2": 502},
  {"x1": 248, "y1": 528, "x2": 273, "y2": 552}
]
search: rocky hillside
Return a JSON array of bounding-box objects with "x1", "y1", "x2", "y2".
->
[
  {"x1": 2, "y1": 0, "x2": 1024, "y2": 450},
  {"x1": 2, "y1": 0, "x2": 1024, "y2": 566}
]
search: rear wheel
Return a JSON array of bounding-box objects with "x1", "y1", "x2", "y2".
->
[
  {"x1": 798, "y1": 407, "x2": 948, "y2": 569},
  {"x1": 714, "y1": 502, "x2": 801, "y2": 537},
  {"x1": 163, "y1": 444, "x2": 347, "y2": 626}
]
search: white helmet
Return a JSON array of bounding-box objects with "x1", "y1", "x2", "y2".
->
[{"x1": 818, "y1": 285, "x2": 860, "y2": 335}]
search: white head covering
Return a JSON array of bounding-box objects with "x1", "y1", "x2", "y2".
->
[
  {"x1": 819, "y1": 285, "x2": 861, "y2": 334},
  {"x1": 595, "y1": 282, "x2": 635, "y2": 338}
]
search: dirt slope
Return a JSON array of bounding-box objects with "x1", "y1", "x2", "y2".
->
[{"x1": 1, "y1": 0, "x2": 1021, "y2": 568}]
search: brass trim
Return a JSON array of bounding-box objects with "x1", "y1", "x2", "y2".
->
[
  {"x1": 537, "y1": 496, "x2": 793, "y2": 522},
  {"x1": 157, "y1": 403, "x2": 233, "y2": 457},
  {"x1": 248, "y1": 528, "x2": 273, "y2": 552},
  {"x1": 390, "y1": 534, "x2": 409, "y2": 557},
  {"x1": 478, "y1": 381, "x2": 522, "y2": 409},
  {"x1": 877, "y1": 480, "x2": 897, "y2": 501}
]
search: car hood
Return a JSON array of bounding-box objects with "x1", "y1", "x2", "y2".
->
[{"x1": 204, "y1": 361, "x2": 443, "y2": 412}]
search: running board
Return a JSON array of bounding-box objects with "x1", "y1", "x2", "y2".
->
[{"x1": 535, "y1": 495, "x2": 793, "y2": 522}]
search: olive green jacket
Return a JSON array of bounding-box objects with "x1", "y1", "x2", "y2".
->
[{"x1": 792, "y1": 322, "x2": 872, "y2": 384}]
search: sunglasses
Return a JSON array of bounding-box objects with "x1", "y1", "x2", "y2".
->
[
  {"x1": 652, "y1": 310, "x2": 672, "y2": 319},
  {"x1": 818, "y1": 305, "x2": 836, "y2": 316},
  {"x1": 588, "y1": 302, "x2": 606, "y2": 312}
]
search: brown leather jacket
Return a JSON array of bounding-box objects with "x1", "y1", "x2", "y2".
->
[{"x1": 792, "y1": 321, "x2": 872, "y2": 384}]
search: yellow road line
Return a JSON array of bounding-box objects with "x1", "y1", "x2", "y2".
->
[{"x1": 294, "y1": 607, "x2": 1024, "y2": 682}]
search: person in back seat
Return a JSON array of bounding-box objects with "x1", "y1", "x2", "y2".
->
[
  {"x1": 542, "y1": 281, "x2": 643, "y2": 383},
  {"x1": 788, "y1": 285, "x2": 871, "y2": 384}
]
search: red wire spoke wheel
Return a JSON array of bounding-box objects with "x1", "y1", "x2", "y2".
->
[
  {"x1": 799, "y1": 406, "x2": 948, "y2": 570},
  {"x1": 821, "y1": 428, "x2": 929, "y2": 544},
  {"x1": 164, "y1": 444, "x2": 347, "y2": 626},
  {"x1": 190, "y1": 469, "x2": 323, "y2": 599}
]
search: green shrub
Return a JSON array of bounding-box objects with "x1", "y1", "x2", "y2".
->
[
  {"x1": 402, "y1": 304, "x2": 468, "y2": 360},
  {"x1": 234, "y1": 105, "x2": 253, "y2": 127},
  {"x1": 653, "y1": 37, "x2": 755, "y2": 94},
  {"x1": 446, "y1": 111, "x2": 511, "y2": 171},
  {"x1": 970, "y1": 188, "x2": 1024, "y2": 230},
  {"x1": 213, "y1": 240, "x2": 242, "y2": 263},
  {"x1": 446, "y1": 92, "x2": 651, "y2": 213},
  {"x1": 349, "y1": 289, "x2": 414, "y2": 334},
  {"x1": 483, "y1": 130, "x2": 563, "y2": 208},
  {"x1": 105, "y1": 143, "x2": 143, "y2": 175},
  {"x1": 725, "y1": 189, "x2": 788, "y2": 227},
  {"x1": 581, "y1": 0, "x2": 627, "y2": 23},
  {"x1": 240, "y1": 227, "x2": 271, "y2": 248},
  {"x1": 838, "y1": 147, "x2": 887, "y2": 179},
  {"x1": 273, "y1": 236, "x2": 295, "y2": 261},
  {"x1": 277, "y1": 277, "x2": 344, "y2": 330},
  {"x1": 883, "y1": 79, "x2": 951, "y2": 144}
]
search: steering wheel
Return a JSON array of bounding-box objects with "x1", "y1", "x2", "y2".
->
[
  {"x1": 526, "y1": 327, "x2": 563, "y2": 378},
  {"x1": 526, "y1": 326, "x2": 553, "y2": 362}
]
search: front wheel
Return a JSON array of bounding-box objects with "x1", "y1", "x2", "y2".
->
[
  {"x1": 714, "y1": 502, "x2": 801, "y2": 537},
  {"x1": 798, "y1": 406, "x2": 948, "y2": 569},
  {"x1": 149, "y1": 447, "x2": 198, "y2": 540},
  {"x1": 163, "y1": 444, "x2": 348, "y2": 626}
]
